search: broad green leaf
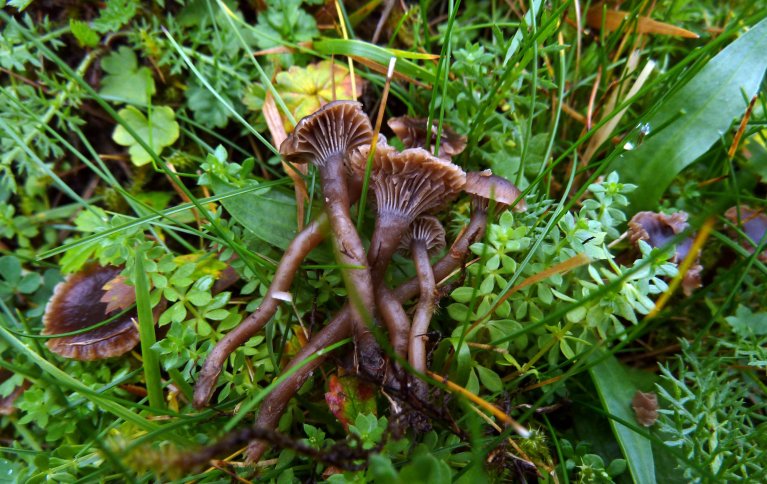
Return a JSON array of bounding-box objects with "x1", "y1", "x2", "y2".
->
[
  {"x1": 209, "y1": 175, "x2": 298, "y2": 250},
  {"x1": 725, "y1": 304, "x2": 767, "y2": 336},
  {"x1": 589, "y1": 351, "x2": 655, "y2": 484},
  {"x1": 610, "y1": 18, "x2": 767, "y2": 210},
  {"x1": 99, "y1": 47, "x2": 156, "y2": 106},
  {"x1": 112, "y1": 106, "x2": 179, "y2": 166}
]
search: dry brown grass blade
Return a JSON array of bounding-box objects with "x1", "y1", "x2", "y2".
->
[
  {"x1": 264, "y1": 92, "x2": 308, "y2": 229},
  {"x1": 586, "y1": 5, "x2": 699, "y2": 38},
  {"x1": 426, "y1": 370, "x2": 530, "y2": 437}
]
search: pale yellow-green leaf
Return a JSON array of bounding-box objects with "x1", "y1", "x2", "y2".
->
[{"x1": 112, "y1": 106, "x2": 180, "y2": 166}]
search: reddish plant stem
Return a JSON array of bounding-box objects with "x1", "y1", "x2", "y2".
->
[{"x1": 193, "y1": 216, "x2": 328, "y2": 408}]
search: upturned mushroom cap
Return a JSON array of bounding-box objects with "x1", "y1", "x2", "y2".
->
[
  {"x1": 627, "y1": 211, "x2": 702, "y2": 295},
  {"x1": 398, "y1": 216, "x2": 446, "y2": 257},
  {"x1": 387, "y1": 116, "x2": 467, "y2": 159},
  {"x1": 464, "y1": 170, "x2": 526, "y2": 213},
  {"x1": 352, "y1": 146, "x2": 466, "y2": 220},
  {"x1": 725, "y1": 205, "x2": 767, "y2": 262},
  {"x1": 43, "y1": 265, "x2": 145, "y2": 360},
  {"x1": 279, "y1": 100, "x2": 373, "y2": 168}
]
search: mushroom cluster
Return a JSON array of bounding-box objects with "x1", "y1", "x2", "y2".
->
[{"x1": 192, "y1": 101, "x2": 526, "y2": 463}]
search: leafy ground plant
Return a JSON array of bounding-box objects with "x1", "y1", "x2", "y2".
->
[{"x1": 1, "y1": 0, "x2": 766, "y2": 482}]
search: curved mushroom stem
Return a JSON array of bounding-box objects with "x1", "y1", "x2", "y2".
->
[
  {"x1": 193, "y1": 215, "x2": 328, "y2": 408},
  {"x1": 246, "y1": 311, "x2": 353, "y2": 463},
  {"x1": 318, "y1": 157, "x2": 381, "y2": 374},
  {"x1": 243, "y1": 210, "x2": 489, "y2": 463},
  {"x1": 408, "y1": 239, "x2": 436, "y2": 401},
  {"x1": 368, "y1": 214, "x2": 410, "y2": 286}
]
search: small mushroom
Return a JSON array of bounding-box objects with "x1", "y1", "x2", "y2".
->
[
  {"x1": 464, "y1": 169, "x2": 527, "y2": 214},
  {"x1": 43, "y1": 265, "x2": 140, "y2": 360},
  {"x1": 280, "y1": 100, "x2": 380, "y2": 367},
  {"x1": 627, "y1": 211, "x2": 703, "y2": 296},
  {"x1": 387, "y1": 116, "x2": 467, "y2": 160},
  {"x1": 351, "y1": 145, "x2": 465, "y2": 284},
  {"x1": 399, "y1": 216, "x2": 446, "y2": 401},
  {"x1": 724, "y1": 205, "x2": 767, "y2": 262}
]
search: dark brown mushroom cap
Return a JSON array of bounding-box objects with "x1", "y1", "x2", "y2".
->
[
  {"x1": 627, "y1": 211, "x2": 702, "y2": 296},
  {"x1": 398, "y1": 216, "x2": 446, "y2": 257},
  {"x1": 387, "y1": 116, "x2": 467, "y2": 159},
  {"x1": 464, "y1": 170, "x2": 526, "y2": 213},
  {"x1": 725, "y1": 205, "x2": 767, "y2": 262},
  {"x1": 353, "y1": 146, "x2": 466, "y2": 220},
  {"x1": 279, "y1": 100, "x2": 373, "y2": 168},
  {"x1": 43, "y1": 265, "x2": 142, "y2": 361},
  {"x1": 628, "y1": 211, "x2": 691, "y2": 262}
]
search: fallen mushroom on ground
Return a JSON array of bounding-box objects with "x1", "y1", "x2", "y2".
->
[{"x1": 186, "y1": 103, "x2": 526, "y2": 469}]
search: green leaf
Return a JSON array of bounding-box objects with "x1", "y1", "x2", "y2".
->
[
  {"x1": 725, "y1": 304, "x2": 767, "y2": 336},
  {"x1": 475, "y1": 365, "x2": 503, "y2": 393},
  {"x1": 112, "y1": 106, "x2": 179, "y2": 166},
  {"x1": 69, "y1": 20, "x2": 99, "y2": 48},
  {"x1": 589, "y1": 351, "x2": 655, "y2": 484},
  {"x1": 610, "y1": 18, "x2": 767, "y2": 209},
  {"x1": 91, "y1": 0, "x2": 138, "y2": 33},
  {"x1": 100, "y1": 47, "x2": 156, "y2": 106},
  {"x1": 209, "y1": 176, "x2": 298, "y2": 250}
]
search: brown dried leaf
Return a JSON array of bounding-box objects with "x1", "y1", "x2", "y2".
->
[
  {"x1": 631, "y1": 390, "x2": 659, "y2": 427},
  {"x1": 586, "y1": 5, "x2": 699, "y2": 38}
]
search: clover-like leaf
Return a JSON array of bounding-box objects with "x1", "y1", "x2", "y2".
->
[
  {"x1": 273, "y1": 60, "x2": 364, "y2": 130},
  {"x1": 112, "y1": 106, "x2": 180, "y2": 166},
  {"x1": 99, "y1": 47, "x2": 156, "y2": 106}
]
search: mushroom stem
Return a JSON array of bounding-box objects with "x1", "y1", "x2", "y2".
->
[
  {"x1": 193, "y1": 215, "x2": 329, "y2": 408},
  {"x1": 408, "y1": 239, "x2": 436, "y2": 400},
  {"x1": 246, "y1": 311, "x2": 353, "y2": 463},
  {"x1": 242, "y1": 211, "x2": 489, "y2": 463},
  {"x1": 393, "y1": 212, "x2": 488, "y2": 302},
  {"x1": 368, "y1": 214, "x2": 410, "y2": 286},
  {"x1": 318, "y1": 157, "x2": 381, "y2": 372}
]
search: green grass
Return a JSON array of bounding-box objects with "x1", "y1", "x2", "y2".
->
[{"x1": 1, "y1": 0, "x2": 766, "y2": 482}]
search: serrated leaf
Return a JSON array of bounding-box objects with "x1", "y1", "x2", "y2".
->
[
  {"x1": 70, "y1": 20, "x2": 99, "y2": 47},
  {"x1": 100, "y1": 47, "x2": 156, "y2": 106},
  {"x1": 325, "y1": 375, "x2": 377, "y2": 431},
  {"x1": 589, "y1": 351, "x2": 655, "y2": 484},
  {"x1": 725, "y1": 305, "x2": 767, "y2": 336},
  {"x1": 610, "y1": 18, "x2": 767, "y2": 209},
  {"x1": 272, "y1": 60, "x2": 362, "y2": 130},
  {"x1": 112, "y1": 106, "x2": 179, "y2": 166}
]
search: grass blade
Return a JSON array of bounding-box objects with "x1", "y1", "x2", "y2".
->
[{"x1": 134, "y1": 255, "x2": 164, "y2": 409}]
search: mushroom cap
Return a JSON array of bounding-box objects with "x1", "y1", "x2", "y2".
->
[
  {"x1": 628, "y1": 211, "x2": 691, "y2": 262},
  {"x1": 387, "y1": 116, "x2": 467, "y2": 159},
  {"x1": 725, "y1": 205, "x2": 767, "y2": 262},
  {"x1": 398, "y1": 216, "x2": 446, "y2": 257},
  {"x1": 279, "y1": 100, "x2": 373, "y2": 168},
  {"x1": 352, "y1": 146, "x2": 466, "y2": 221},
  {"x1": 43, "y1": 265, "x2": 143, "y2": 361},
  {"x1": 464, "y1": 170, "x2": 526, "y2": 212}
]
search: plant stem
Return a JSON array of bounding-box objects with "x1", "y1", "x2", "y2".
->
[{"x1": 134, "y1": 255, "x2": 164, "y2": 410}]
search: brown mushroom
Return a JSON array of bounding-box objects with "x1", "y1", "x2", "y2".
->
[
  {"x1": 399, "y1": 216, "x2": 446, "y2": 401},
  {"x1": 388, "y1": 116, "x2": 467, "y2": 160},
  {"x1": 280, "y1": 100, "x2": 380, "y2": 369},
  {"x1": 351, "y1": 145, "x2": 465, "y2": 285},
  {"x1": 724, "y1": 205, "x2": 767, "y2": 262},
  {"x1": 243, "y1": 173, "x2": 525, "y2": 464},
  {"x1": 627, "y1": 211, "x2": 702, "y2": 296},
  {"x1": 43, "y1": 265, "x2": 142, "y2": 360}
]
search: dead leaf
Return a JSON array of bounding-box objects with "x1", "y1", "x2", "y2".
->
[
  {"x1": 586, "y1": 4, "x2": 699, "y2": 38},
  {"x1": 100, "y1": 275, "x2": 136, "y2": 314},
  {"x1": 325, "y1": 374, "x2": 377, "y2": 430},
  {"x1": 631, "y1": 390, "x2": 659, "y2": 427}
]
